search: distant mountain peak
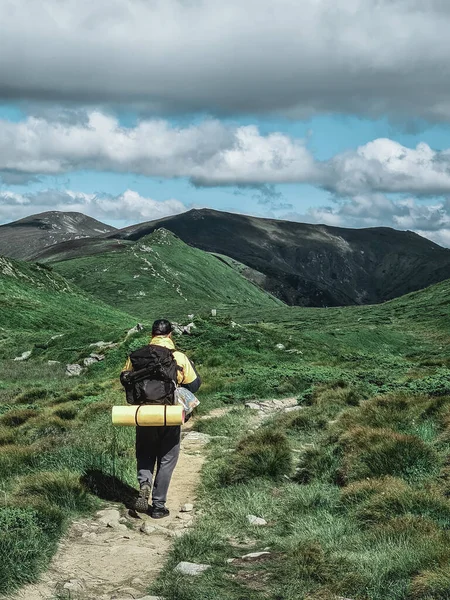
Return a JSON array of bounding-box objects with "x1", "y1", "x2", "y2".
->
[{"x1": 0, "y1": 211, "x2": 117, "y2": 260}]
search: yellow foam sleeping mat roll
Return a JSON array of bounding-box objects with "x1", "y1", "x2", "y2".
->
[{"x1": 112, "y1": 404, "x2": 184, "y2": 426}]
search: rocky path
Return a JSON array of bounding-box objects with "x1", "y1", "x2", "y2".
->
[
  {"x1": 7, "y1": 399, "x2": 300, "y2": 600},
  {"x1": 8, "y1": 429, "x2": 210, "y2": 600}
]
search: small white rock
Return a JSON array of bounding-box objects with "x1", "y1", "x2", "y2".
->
[
  {"x1": 180, "y1": 503, "x2": 194, "y2": 512},
  {"x1": 63, "y1": 579, "x2": 85, "y2": 592},
  {"x1": 174, "y1": 561, "x2": 211, "y2": 576},
  {"x1": 97, "y1": 508, "x2": 121, "y2": 524},
  {"x1": 247, "y1": 515, "x2": 267, "y2": 526},
  {"x1": 140, "y1": 522, "x2": 157, "y2": 535},
  {"x1": 14, "y1": 350, "x2": 32, "y2": 361},
  {"x1": 241, "y1": 551, "x2": 271, "y2": 560}
]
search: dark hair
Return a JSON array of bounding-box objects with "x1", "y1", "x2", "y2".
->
[{"x1": 152, "y1": 319, "x2": 173, "y2": 337}]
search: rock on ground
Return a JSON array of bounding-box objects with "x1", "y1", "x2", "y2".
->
[
  {"x1": 241, "y1": 551, "x2": 271, "y2": 560},
  {"x1": 66, "y1": 363, "x2": 83, "y2": 376},
  {"x1": 247, "y1": 515, "x2": 267, "y2": 526},
  {"x1": 174, "y1": 561, "x2": 211, "y2": 576},
  {"x1": 14, "y1": 350, "x2": 32, "y2": 361}
]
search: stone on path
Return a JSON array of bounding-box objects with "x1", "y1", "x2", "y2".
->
[
  {"x1": 180, "y1": 503, "x2": 194, "y2": 512},
  {"x1": 97, "y1": 508, "x2": 121, "y2": 526},
  {"x1": 140, "y1": 522, "x2": 157, "y2": 535},
  {"x1": 247, "y1": 515, "x2": 267, "y2": 526},
  {"x1": 63, "y1": 578, "x2": 85, "y2": 592},
  {"x1": 241, "y1": 551, "x2": 271, "y2": 560},
  {"x1": 174, "y1": 561, "x2": 211, "y2": 576}
]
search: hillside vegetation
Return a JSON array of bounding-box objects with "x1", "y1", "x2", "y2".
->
[
  {"x1": 0, "y1": 249, "x2": 448, "y2": 599},
  {"x1": 113, "y1": 208, "x2": 450, "y2": 307},
  {"x1": 0, "y1": 255, "x2": 136, "y2": 361},
  {"x1": 52, "y1": 228, "x2": 282, "y2": 319}
]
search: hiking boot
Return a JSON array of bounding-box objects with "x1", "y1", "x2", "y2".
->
[
  {"x1": 150, "y1": 505, "x2": 170, "y2": 519},
  {"x1": 135, "y1": 484, "x2": 151, "y2": 513}
]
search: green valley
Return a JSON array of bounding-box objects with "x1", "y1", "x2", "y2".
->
[
  {"x1": 51, "y1": 228, "x2": 282, "y2": 319},
  {"x1": 0, "y1": 243, "x2": 448, "y2": 600}
]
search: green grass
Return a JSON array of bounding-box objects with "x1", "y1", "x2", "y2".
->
[
  {"x1": 53, "y1": 228, "x2": 283, "y2": 319},
  {"x1": 0, "y1": 248, "x2": 449, "y2": 597}
]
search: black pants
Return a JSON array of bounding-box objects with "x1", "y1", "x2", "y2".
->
[{"x1": 135, "y1": 425, "x2": 181, "y2": 508}]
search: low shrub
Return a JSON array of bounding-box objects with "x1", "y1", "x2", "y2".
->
[
  {"x1": 13, "y1": 471, "x2": 96, "y2": 513},
  {"x1": 52, "y1": 403, "x2": 78, "y2": 420},
  {"x1": 337, "y1": 426, "x2": 440, "y2": 483},
  {"x1": 13, "y1": 387, "x2": 49, "y2": 404},
  {"x1": 409, "y1": 567, "x2": 450, "y2": 599},
  {"x1": 220, "y1": 427, "x2": 292, "y2": 484},
  {"x1": 18, "y1": 416, "x2": 71, "y2": 443},
  {"x1": 0, "y1": 408, "x2": 39, "y2": 427},
  {"x1": 335, "y1": 393, "x2": 447, "y2": 438},
  {"x1": 353, "y1": 486, "x2": 450, "y2": 529},
  {"x1": 275, "y1": 407, "x2": 327, "y2": 433},
  {"x1": 0, "y1": 445, "x2": 36, "y2": 479},
  {"x1": 0, "y1": 425, "x2": 15, "y2": 446},
  {"x1": 295, "y1": 445, "x2": 341, "y2": 485},
  {"x1": 0, "y1": 505, "x2": 64, "y2": 593}
]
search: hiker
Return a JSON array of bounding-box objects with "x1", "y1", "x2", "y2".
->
[{"x1": 121, "y1": 319, "x2": 201, "y2": 519}]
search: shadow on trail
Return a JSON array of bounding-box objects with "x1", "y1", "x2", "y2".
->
[{"x1": 81, "y1": 469, "x2": 138, "y2": 510}]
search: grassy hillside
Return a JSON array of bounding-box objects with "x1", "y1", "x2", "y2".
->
[
  {"x1": 52, "y1": 228, "x2": 283, "y2": 319},
  {"x1": 0, "y1": 255, "x2": 137, "y2": 361},
  {"x1": 113, "y1": 208, "x2": 450, "y2": 307},
  {"x1": 0, "y1": 254, "x2": 448, "y2": 598}
]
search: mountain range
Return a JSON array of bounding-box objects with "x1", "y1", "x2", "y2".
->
[{"x1": 1, "y1": 208, "x2": 450, "y2": 307}]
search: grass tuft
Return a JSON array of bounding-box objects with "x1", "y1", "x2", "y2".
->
[
  {"x1": 1, "y1": 408, "x2": 39, "y2": 427},
  {"x1": 409, "y1": 567, "x2": 450, "y2": 599},
  {"x1": 220, "y1": 427, "x2": 292, "y2": 484},
  {"x1": 337, "y1": 426, "x2": 440, "y2": 483},
  {"x1": 13, "y1": 470, "x2": 96, "y2": 513}
]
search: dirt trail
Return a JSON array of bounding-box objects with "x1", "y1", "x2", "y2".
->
[
  {"x1": 8, "y1": 427, "x2": 210, "y2": 600},
  {"x1": 6, "y1": 401, "x2": 298, "y2": 600}
]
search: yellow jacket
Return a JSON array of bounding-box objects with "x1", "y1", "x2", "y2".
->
[{"x1": 122, "y1": 335, "x2": 198, "y2": 387}]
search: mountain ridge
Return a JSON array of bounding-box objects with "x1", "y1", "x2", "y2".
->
[
  {"x1": 0, "y1": 211, "x2": 117, "y2": 260},
  {"x1": 2, "y1": 208, "x2": 450, "y2": 307}
]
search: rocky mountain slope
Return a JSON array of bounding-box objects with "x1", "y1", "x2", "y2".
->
[
  {"x1": 113, "y1": 209, "x2": 450, "y2": 306},
  {"x1": 0, "y1": 211, "x2": 117, "y2": 260}
]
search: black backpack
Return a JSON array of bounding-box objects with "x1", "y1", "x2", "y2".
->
[{"x1": 120, "y1": 344, "x2": 181, "y2": 405}]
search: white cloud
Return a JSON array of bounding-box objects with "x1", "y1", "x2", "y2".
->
[
  {"x1": 2, "y1": 1, "x2": 450, "y2": 120},
  {"x1": 0, "y1": 189, "x2": 187, "y2": 225},
  {"x1": 306, "y1": 194, "x2": 450, "y2": 247},
  {"x1": 3, "y1": 113, "x2": 450, "y2": 198},
  {"x1": 0, "y1": 113, "x2": 318, "y2": 185},
  {"x1": 324, "y1": 139, "x2": 450, "y2": 196}
]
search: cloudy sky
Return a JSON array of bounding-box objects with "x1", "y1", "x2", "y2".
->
[{"x1": 2, "y1": 0, "x2": 450, "y2": 245}]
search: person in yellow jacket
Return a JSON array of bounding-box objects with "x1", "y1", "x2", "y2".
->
[{"x1": 122, "y1": 319, "x2": 201, "y2": 518}]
